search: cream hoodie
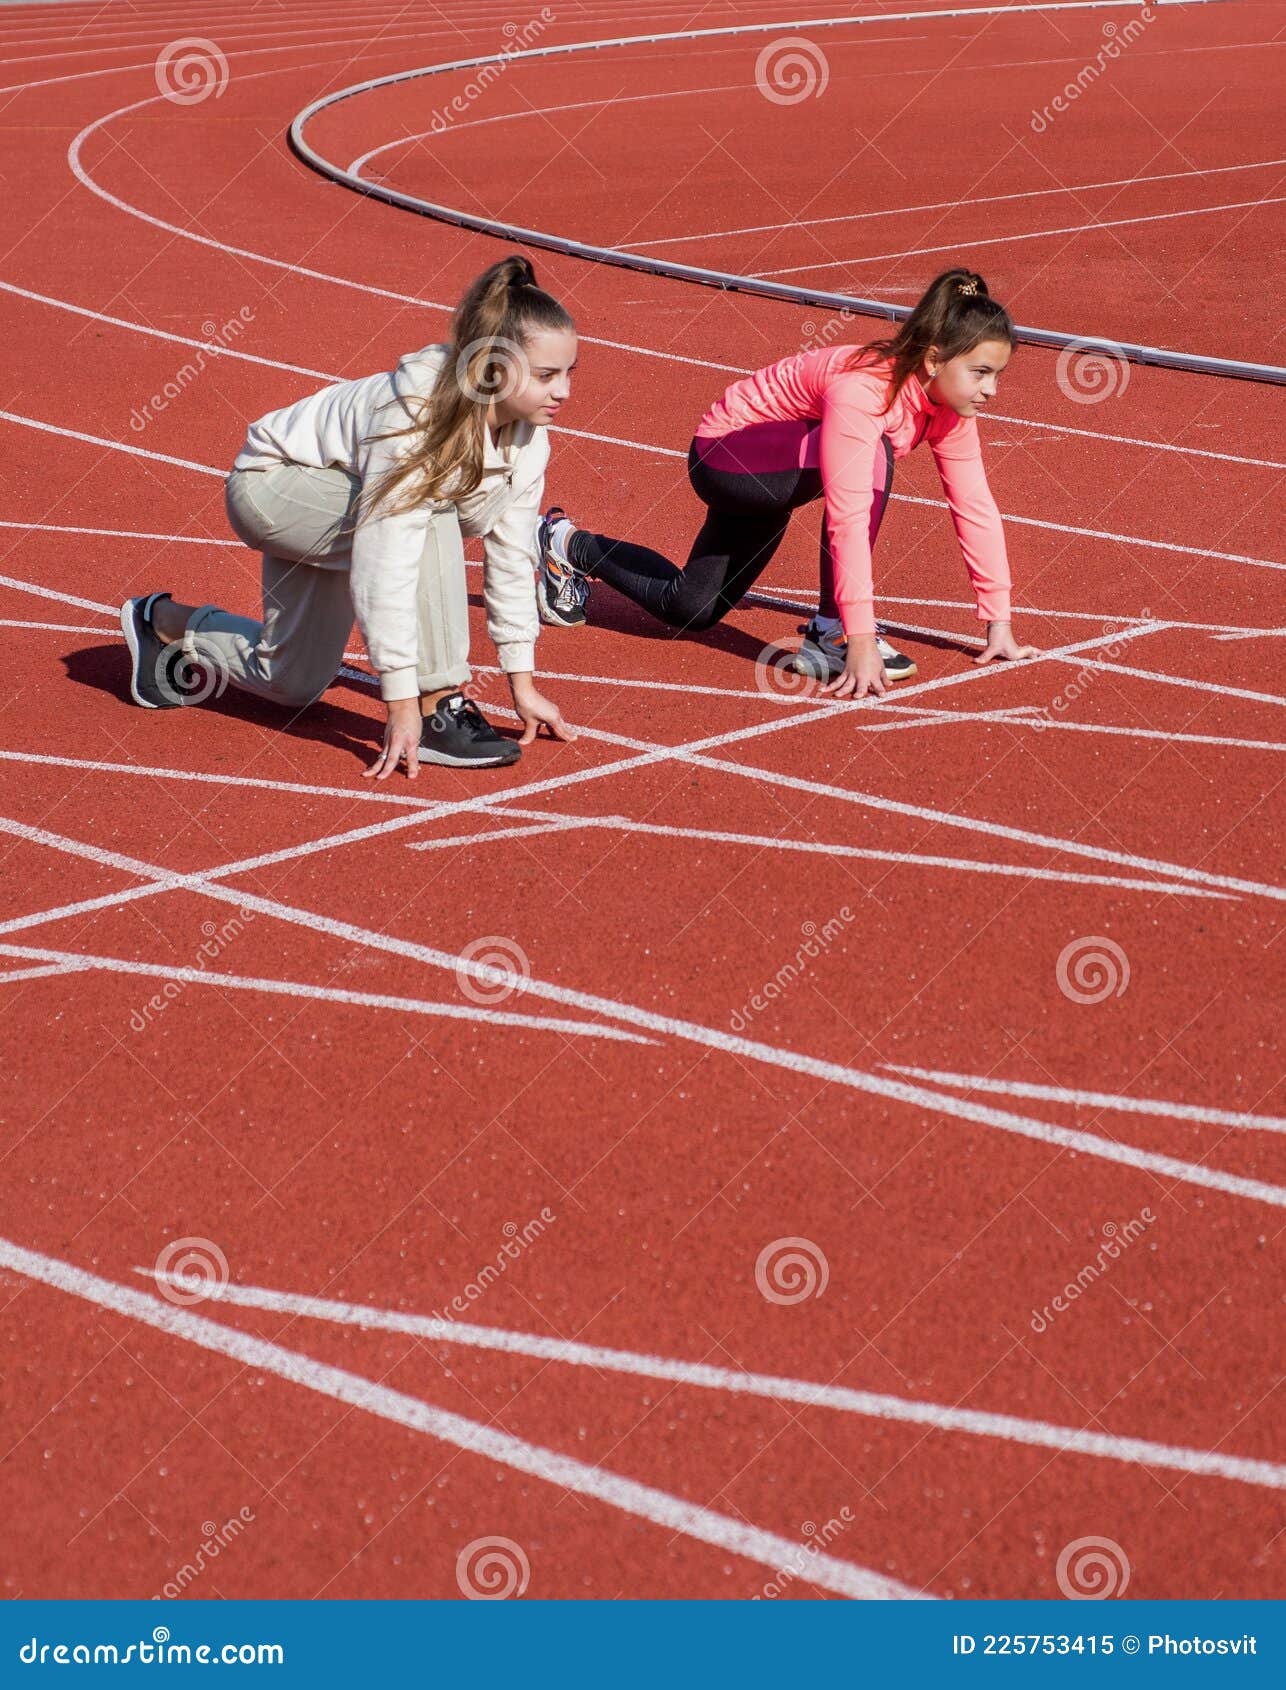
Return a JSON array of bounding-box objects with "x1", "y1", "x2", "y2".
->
[{"x1": 233, "y1": 343, "x2": 546, "y2": 701}]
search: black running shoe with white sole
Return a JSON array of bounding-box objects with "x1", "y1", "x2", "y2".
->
[
  {"x1": 120, "y1": 592, "x2": 184, "y2": 708},
  {"x1": 792, "y1": 617, "x2": 918, "y2": 682},
  {"x1": 419, "y1": 692, "x2": 522, "y2": 767},
  {"x1": 536, "y1": 505, "x2": 591, "y2": 627}
]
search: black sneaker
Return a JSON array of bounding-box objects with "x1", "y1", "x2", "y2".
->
[
  {"x1": 536, "y1": 505, "x2": 591, "y2": 627},
  {"x1": 792, "y1": 617, "x2": 918, "y2": 682},
  {"x1": 419, "y1": 692, "x2": 521, "y2": 767},
  {"x1": 120, "y1": 592, "x2": 184, "y2": 707}
]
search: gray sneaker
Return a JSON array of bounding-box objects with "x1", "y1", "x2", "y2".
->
[
  {"x1": 120, "y1": 592, "x2": 184, "y2": 708},
  {"x1": 792, "y1": 618, "x2": 917, "y2": 682}
]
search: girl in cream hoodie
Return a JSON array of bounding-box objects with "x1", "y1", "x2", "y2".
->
[{"x1": 121, "y1": 256, "x2": 576, "y2": 779}]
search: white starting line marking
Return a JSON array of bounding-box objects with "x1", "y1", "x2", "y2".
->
[
  {"x1": 135, "y1": 1264, "x2": 1286, "y2": 1495},
  {"x1": 0, "y1": 1236, "x2": 921, "y2": 1601},
  {"x1": 1, "y1": 812, "x2": 1282, "y2": 1211},
  {"x1": 407, "y1": 804, "x2": 1232, "y2": 901}
]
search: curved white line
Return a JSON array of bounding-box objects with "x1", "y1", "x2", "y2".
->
[{"x1": 59, "y1": 79, "x2": 1283, "y2": 464}]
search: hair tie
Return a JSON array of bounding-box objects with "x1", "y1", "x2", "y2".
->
[{"x1": 957, "y1": 279, "x2": 979, "y2": 297}]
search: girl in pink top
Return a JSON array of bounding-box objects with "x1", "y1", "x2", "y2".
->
[{"x1": 538, "y1": 269, "x2": 1037, "y2": 698}]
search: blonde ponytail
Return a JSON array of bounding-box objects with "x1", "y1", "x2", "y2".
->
[{"x1": 366, "y1": 254, "x2": 574, "y2": 516}]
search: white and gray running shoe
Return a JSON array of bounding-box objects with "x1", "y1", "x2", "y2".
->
[{"x1": 536, "y1": 505, "x2": 592, "y2": 627}]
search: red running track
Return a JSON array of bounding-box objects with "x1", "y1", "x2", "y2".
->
[{"x1": 0, "y1": 0, "x2": 1283, "y2": 1603}]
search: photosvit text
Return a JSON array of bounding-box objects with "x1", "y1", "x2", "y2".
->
[{"x1": 950, "y1": 1634, "x2": 1258, "y2": 1657}]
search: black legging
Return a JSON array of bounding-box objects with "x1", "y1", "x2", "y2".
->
[{"x1": 566, "y1": 427, "x2": 894, "y2": 633}]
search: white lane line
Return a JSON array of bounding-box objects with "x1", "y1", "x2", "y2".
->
[
  {"x1": 678, "y1": 741, "x2": 1286, "y2": 905},
  {"x1": 5, "y1": 622, "x2": 1281, "y2": 921},
  {"x1": 138, "y1": 1265, "x2": 1286, "y2": 1494},
  {"x1": 0, "y1": 572, "x2": 119, "y2": 616},
  {"x1": 866, "y1": 706, "x2": 1286, "y2": 755},
  {"x1": 0, "y1": 20, "x2": 541, "y2": 94},
  {"x1": 6, "y1": 615, "x2": 1280, "y2": 918},
  {"x1": 759, "y1": 194, "x2": 1286, "y2": 276},
  {"x1": 0, "y1": 519, "x2": 238, "y2": 545},
  {"x1": 0, "y1": 10, "x2": 491, "y2": 65},
  {"x1": 889, "y1": 492, "x2": 1286, "y2": 573},
  {"x1": 408, "y1": 804, "x2": 1232, "y2": 900},
  {"x1": 62, "y1": 78, "x2": 746, "y2": 376},
  {"x1": 0, "y1": 278, "x2": 334, "y2": 380},
  {"x1": 0, "y1": 1238, "x2": 920, "y2": 1601},
  {"x1": 1046, "y1": 652, "x2": 1286, "y2": 707},
  {"x1": 0, "y1": 410, "x2": 224, "y2": 477},
  {"x1": 883, "y1": 1064, "x2": 1286, "y2": 1135},
  {"x1": 0, "y1": 960, "x2": 91, "y2": 986},
  {"x1": 0, "y1": 747, "x2": 443, "y2": 808},
  {"x1": 826, "y1": 606, "x2": 1286, "y2": 712},
  {"x1": 629, "y1": 156, "x2": 1286, "y2": 248},
  {"x1": 7, "y1": 397, "x2": 1282, "y2": 575},
  {"x1": 2, "y1": 548, "x2": 1274, "y2": 668},
  {"x1": 59, "y1": 81, "x2": 1281, "y2": 468},
  {"x1": 0, "y1": 0, "x2": 837, "y2": 45},
  {"x1": 0, "y1": 617, "x2": 115, "y2": 634},
  {"x1": 2, "y1": 813, "x2": 1282, "y2": 1211},
  {"x1": 0, "y1": 940, "x2": 655, "y2": 1046},
  {"x1": 821, "y1": 595, "x2": 1279, "y2": 638}
]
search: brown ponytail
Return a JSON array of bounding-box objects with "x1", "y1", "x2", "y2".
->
[
  {"x1": 366, "y1": 253, "x2": 575, "y2": 516},
  {"x1": 846, "y1": 268, "x2": 1014, "y2": 410}
]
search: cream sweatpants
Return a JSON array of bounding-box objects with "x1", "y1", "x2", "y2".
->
[{"x1": 179, "y1": 463, "x2": 470, "y2": 708}]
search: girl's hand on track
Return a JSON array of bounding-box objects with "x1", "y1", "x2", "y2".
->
[
  {"x1": 365, "y1": 696, "x2": 422, "y2": 780},
  {"x1": 509, "y1": 676, "x2": 577, "y2": 745},
  {"x1": 973, "y1": 621, "x2": 1040, "y2": 666},
  {"x1": 822, "y1": 634, "x2": 889, "y2": 701}
]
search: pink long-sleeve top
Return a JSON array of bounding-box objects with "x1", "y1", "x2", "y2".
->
[{"x1": 695, "y1": 347, "x2": 1012, "y2": 635}]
